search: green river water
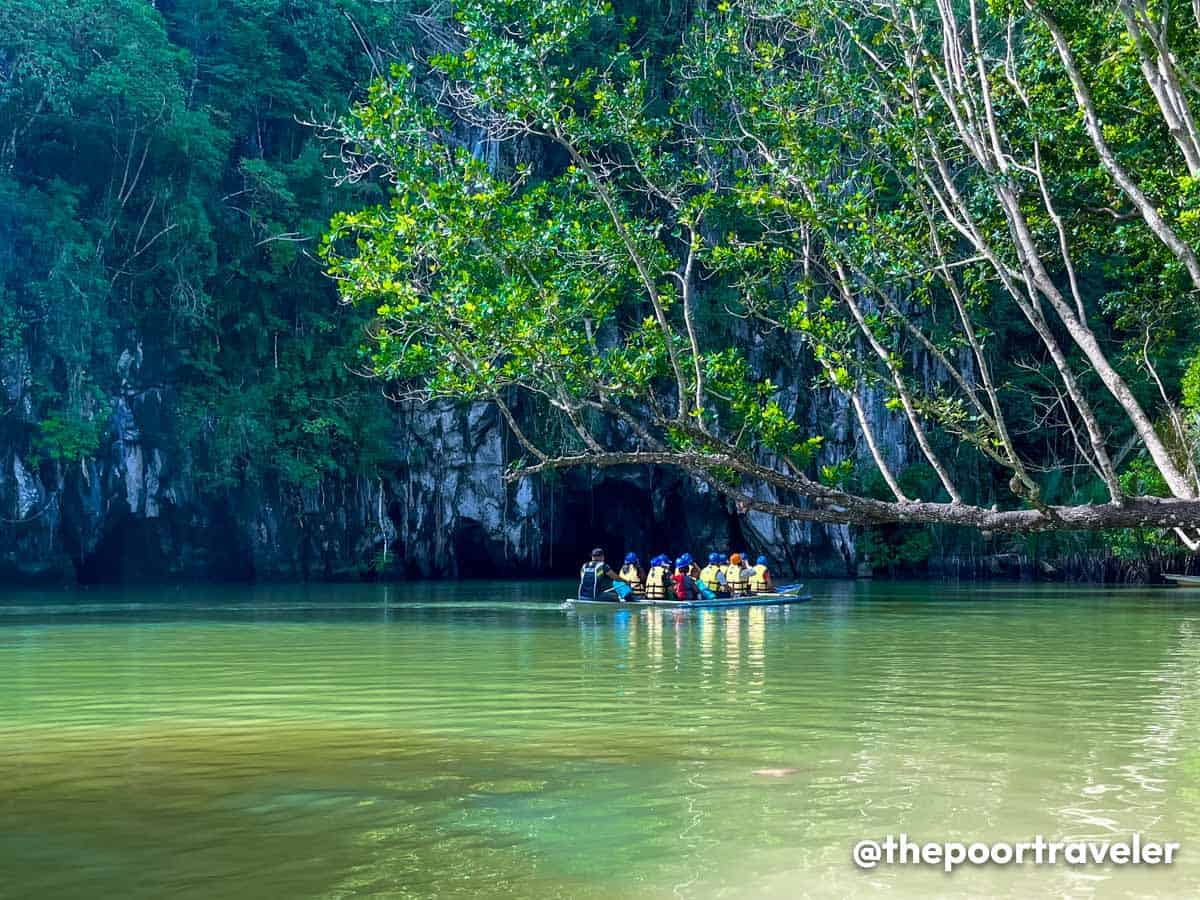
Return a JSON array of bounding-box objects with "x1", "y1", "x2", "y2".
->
[{"x1": 2, "y1": 580, "x2": 1200, "y2": 898}]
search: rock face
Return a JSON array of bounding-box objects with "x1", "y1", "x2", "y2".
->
[{"x1": 0, "y1": 331, "x2": 904, "y2": 584}]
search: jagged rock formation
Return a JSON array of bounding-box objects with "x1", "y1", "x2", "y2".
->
[{"x1": 1, "y1": 331, "x2": 883, "y2": 584}]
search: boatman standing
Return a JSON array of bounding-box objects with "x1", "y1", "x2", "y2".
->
[{"x1": 578, "y1": 548, "x2": 627, "y2": 601}]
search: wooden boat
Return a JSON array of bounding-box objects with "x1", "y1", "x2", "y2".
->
[
  {"x1": 1163, "y1": 573, "x2": 1200, "y2": 586},
  {"x1": 568, "y1": 583, "x2": 812, "y2": 610}
]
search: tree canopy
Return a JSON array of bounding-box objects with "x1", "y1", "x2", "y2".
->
[
  {"x1": 1, "y1": 0, "x2": 409, "y2": 491},
  {"x1": 325, "y1": 0, "x2": 1200, "y2": 538}
]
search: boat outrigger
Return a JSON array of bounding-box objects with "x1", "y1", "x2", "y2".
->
[
  {"x1": 568, "y1": 582, "x2": 812, "y2": 610},
  {"x1": 1164, "y1": 574, "x2": 1200, "y2": 586}
]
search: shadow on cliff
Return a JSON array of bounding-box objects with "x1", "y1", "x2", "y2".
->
[{"x1": 70, "y1": 506, "x2": 255, "y2": 585}]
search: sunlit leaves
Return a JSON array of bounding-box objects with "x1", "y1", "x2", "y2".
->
[
  {"x1": 324, "y1": 64, "x2": 647, "y2": 405},
  {"x1": 323, "y1": 0, "x2": 1200, "y2": 527}
]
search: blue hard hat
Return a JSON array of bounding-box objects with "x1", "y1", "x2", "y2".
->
[
  {"x1": 624, "y1": 552, "x2": 638, "y2": 564},
  {"x1": 708, "y1": 552, "x2": 720, "y2": 564},
  {"x1": 680, "y1": 553, "x2": 693, "y2": 565},
  {"x1": 757, "y1": 555, "x2": 768, "y2": 566},
  {"x1": 674, "y1": 556, "x2": 688, "y2": 568}
]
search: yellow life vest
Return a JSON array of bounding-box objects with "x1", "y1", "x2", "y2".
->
[
  {"x1": 620, "y1": 563, "x2": 644, "y2": 593},
  {"x1": 700, "y1": 564, "x2": 723, "y2": 592},
  {"x1": 645, "y1": 565, "x2": 667, "y2": 599},
  {"x1": 724, "y1": 563, "x2": 748, "y2": 595},
  {"x1": 749, "y1": 564, "x2": 769, "y2": 593}
]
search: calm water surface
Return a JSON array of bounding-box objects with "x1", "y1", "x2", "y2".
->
[{"x1": 2, "y1": 580, "x2": 1200, "y2": 898}]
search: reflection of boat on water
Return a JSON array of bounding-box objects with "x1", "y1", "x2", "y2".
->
[
  {"x1": 568, "y1": 583, "x2": 812, "y2": 611},
  {"x1": 1164, "y1": 574, "x2": 1200, "y2": 586}
]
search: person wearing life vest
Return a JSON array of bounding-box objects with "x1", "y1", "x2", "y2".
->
[
  {"x1": 672, "y1": 552, "x2": 702, "y2": 584},
  {"x1": 739, "y1": 552, "x2": 755, "y2": 591},
  {"x1": 645, "y1": 554, "x2": 671, "y2": 600},
  {"x1": 749, "y1": 555, "x2": 775, "y2": 594},
  {"x1": 578, "y1": 548, "x2": 626, "y2": 601},
  {"x1": 619, "y1": 552, "x2": 646, "y2": 595},
  {"x1": 672, "y1": 556, "x2": 700, "y2": 601},
  {"x1": 725, "y1": 553, "x2": 751, "y2": 596},
  {"x1": 699, "y1": 553, "x2": 729, "y2": 597}
]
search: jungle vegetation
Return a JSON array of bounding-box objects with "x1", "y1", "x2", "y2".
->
[
  {"x1": 326, "y1": 0, "x2": 1200, "y2": 542},
  {"x1": 1, "y1": 0, "x2": 409, "y2": 494},
  {"x1": 6, "y1": 0, "x2": 1200, "y2": 574}
]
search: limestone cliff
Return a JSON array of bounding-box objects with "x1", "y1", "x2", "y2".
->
[{"x1": 1, "y1": 331, "x2": 886, "y2": 583}]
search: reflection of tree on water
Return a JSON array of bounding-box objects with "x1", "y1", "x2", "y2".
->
[{"x1": 1057, "y1": 619, "x2": 1200, "y2": 844}]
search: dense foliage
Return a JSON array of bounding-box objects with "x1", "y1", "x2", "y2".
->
[
  {"x1": 1, "y1": 0, "x2": 407, "y2": 493},
  {"x1": 5, "y1": 0, "x2": 1200, "y2": 577},
  {"x1": 326, "y1": 0, "x2": 1200, "y2": 542}
]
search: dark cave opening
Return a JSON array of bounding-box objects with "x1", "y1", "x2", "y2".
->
[
  {"x1": 74, "y1": 513, "x2": 167, "y2": 584},
  {"x1": 549, "y1": 476, "x2": 691, "y2": 577},
  {"x1": 73, "y1": 505, "x2": 255, "y2": 584},
  {"x1": 451, "y1": 518, "x2": 497, "y2": 576}
]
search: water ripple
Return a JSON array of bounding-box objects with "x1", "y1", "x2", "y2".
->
[{"x1": 1, "y1": 580, "x2": 1198, "y2": 898}]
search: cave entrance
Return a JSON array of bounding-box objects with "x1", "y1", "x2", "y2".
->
[
  {"x1": 452, "y1": 518, "x2": 497, "y2": 577},
  {"x1": 551, "y1": 476, "x2": 676, "y2": 577},
  {"x1": 73, "y1": 504, "x2": 254, "y2": 584},
  {"x1": 75, "y1": 513, "x2": 166, "y2": 584}
]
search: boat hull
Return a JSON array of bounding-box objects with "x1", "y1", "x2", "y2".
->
[
  {"x1": 1164, "y1": 574, "x2": 1200, "y2": 586},
  {"x1": 569, "y1": 585, "x2": 812, "y2": 610}
]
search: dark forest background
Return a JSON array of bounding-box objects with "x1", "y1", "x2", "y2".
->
[{"x1": 0, "y1": 1, "x2": 1193, "y2": 583}]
